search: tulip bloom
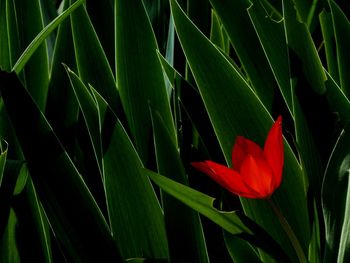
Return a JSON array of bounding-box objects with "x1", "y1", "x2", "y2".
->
[{"x1": 191, "y1": 116, "x2": 283, "y2": 199}]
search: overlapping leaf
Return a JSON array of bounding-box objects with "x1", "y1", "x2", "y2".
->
[
  {"x1": 92, "y1": 91, "x2": 169, "y2": 260},
  {"x1": 0, "y1": 71, "x2": 121, "y2": 262}
]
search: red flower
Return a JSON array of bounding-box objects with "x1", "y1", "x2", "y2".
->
[{"x1": 191, "y1": 116, "x2": 283, "y2": 199}]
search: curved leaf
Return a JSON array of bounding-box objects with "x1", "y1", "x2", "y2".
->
[
  {"x1": 12, "y1": 0, "x2": 50, "y2": 110},
  {"x1": 147, "y1": 170, "x2": 289, "y2": 262},
  {"x1": 12, "y1": 0, "x2": 85, "y2": 74}
]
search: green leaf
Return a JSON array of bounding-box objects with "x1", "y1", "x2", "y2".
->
[
  {"x1": 210, "y1": 9, "x2": 226, "y2": 51},
  {"x1": 292, "y1": 82, "x2": 323, "y2": 196},
  {"x1": 45, "y1": 0, "x2": 79, "y2": 155},
  {"x1": 25, "y1": 177, "x2": 53, "y2": 263},
  {"x1": 170, "y1": 0, "x2": 309, "y2": 261},
  {"x1": 209, "y1": 0, "x2": 276, "y2": 110},
  {"x1": 308, "y1": 201, "x2": 321, "y2": 263},
  {"x1": 224, "y1": 232, "x2": 261, "y2": 263},
  {"x1": 247, "y1": 1, "x2": 292, "y2": 114},
  {"x1": 13, "y1": 163, "x2": 28, "y2": 195},
  {"x1": 70, "y1": 0, "x2": 121, "y2": 117},
  {"x1": 283, "y1": 0, "x2": 327, "y2": 95},
  {"x1": 151, "y1": 109, "x2": 209, "y2": 263},
  {"x1": 329, "y1": 0, "x2": 350, "y2": 98},
  {"x1": 12, "y1": 0, "x2": 85, "y2": 75},
  {"x1": 0, "y1": 140, "x2": 8, "y2": 187},
  {"x1": 148, "y1": 170, "x2": 251, "y2": 235},
  {"x1": 0, "y1": 70, "x2": 121, "y2": 262},
  {"x1": 325, "y1": 71, "x2": 350, "y2": 124},
  {"x1": 292, "y1": 0, "x2": 313, "y2": 24},
  {"x1": 12, "y1": 0, "x2": 50, "y2": 110},
  {"x1": 115, "y1": 0, "x2": 175, "y2": 163},
  {"x1": 1, "y1": 209, "x2": 20, "y2": 263},
  {"x1": 0, "y1": 0, "x2": 10, "y2": 70},
  {"x1": 65, "y1": 65, "x2": 102, "y2": 176},
  {"x1": 319, "y1": 10, "x2": 339, "y2": 82},
  {"x1": 96, "y1": 96, "x2": 169, "y2": 260},
  {"x1": 0, "y1": 160, "x2": 23, "y2": 239},
  {"x1": 157, "y1": 52, "x2": 222, "y2": 161},
  {"x1": 322, "y1": 124, "x2": 350, "y2": 263},
  {"x1": 85, "y1": 0, "x2": 115, "y2": 68}
]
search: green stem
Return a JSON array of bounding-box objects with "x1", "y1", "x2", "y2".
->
[{"x1": 268, "y1": 198, "x2": 308, "y2": 263}]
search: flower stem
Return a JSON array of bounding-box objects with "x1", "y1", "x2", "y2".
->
[{"x1": 268, "y1": 198, "x2": 308, "y2": 263}]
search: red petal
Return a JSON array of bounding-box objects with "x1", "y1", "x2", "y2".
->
[
  {"x1": 191, "y1": 161, "x2": 260, "y2": 198},
  {"x1": 239, "y1": 155, "x2": 276, "y2": 198},
  {"x1": 264, "y1": 116, "x2": 284, "y2": 188},
  {"x1": 232, "y1": 136, "x2": 264, "y2": 170}
]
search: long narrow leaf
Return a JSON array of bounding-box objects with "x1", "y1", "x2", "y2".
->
[
  {"x1": 115, "y1": 0, "x2": 175, "y2": 163},
  {"x1": 329, "y1": 0, "x2": 350, "y2": 98},
  {"x1": 92, "y1": 92, "x2": 169, "y2": 260},
  {"x1": 12, "y1": 0, "x2": 85, "y2": 74},
  {"x1": 151, "y1": 109, "x2": 209, "y2": 263},
  {"x1": 70, "y1": 0, "x2": 121, "y2": 117}
]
